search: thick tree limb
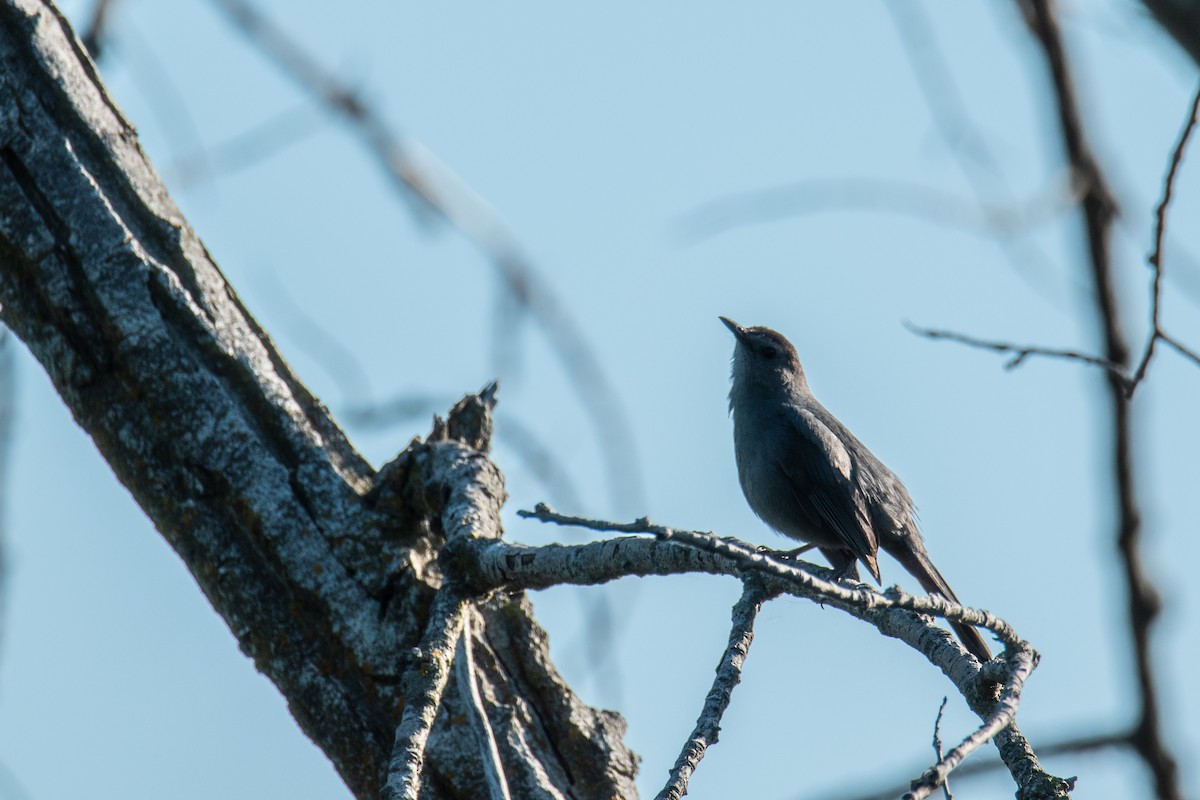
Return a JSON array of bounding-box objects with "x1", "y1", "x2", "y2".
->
[{"x1": 0, "y1": 4, "x2": 636, "y2": 798}]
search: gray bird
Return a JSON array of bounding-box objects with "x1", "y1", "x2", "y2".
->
[{"x1": 721, "y1": 316, "x2": 993, "y2": 663}]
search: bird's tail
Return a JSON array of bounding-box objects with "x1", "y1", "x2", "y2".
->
[{"x1": 887, "y1": 540, "x2": 994, "y2": 664}]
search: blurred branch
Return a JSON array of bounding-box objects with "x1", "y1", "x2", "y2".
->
[
  {"x1": 680, "y1": 175, "x2": 1075, "y2": 243},
  {"x1": 1131, "y1": 83, "x2": 1200, "y2": 388},
  {"x1": 168, "y1": 104, "x2": 324, "y2": 189},
  {"x1": 350, "y1": 394, "x2": 586, "y2": 514},
  {"x1": 208, "y1": 0, "x2": 646, "y2": 515},
  {"x1": 806, "y1": 726, "x2": 1130, "y2": 800},
  {"x1": 79, "y1": 0, "x2": 118, "y2": 59},
  {"x1": 656, "y1": 579, "x2": 770, "y2": 800},
  {"x1": 1139, "y1": 0, "x2": 1200, "y2": 66},
  {"x1": 1016, "y1": 2, "x2": 1183, "y2": 799},
  {"x1": 885, "y1": 1, "x2": 1068, "y2": 300}
]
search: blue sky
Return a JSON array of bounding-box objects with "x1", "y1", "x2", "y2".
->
[{"x1": 2, "y1": 2, "x2": 1199, "y2": 798}]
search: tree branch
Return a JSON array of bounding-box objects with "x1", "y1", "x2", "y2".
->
[
  {"x1": 513, "y1": 506, "x2": 1070, "y2": 799},
  {"x1": 206, "y1": 0, "x2": 646, "y2": 515},
  {"x1": 0, "y1": 5, "x2": 637, "y2": 797},
  {"x1": 1131, "y1": 83, "x2": 1200, "y2": 390},
  {"x1": 1017, "y1": 3, "x2": 1182, "y2": 797},
  {"x1": 383, "y1": 589, "x2": 470, "y2": 800},
  {"x1": 656, "y1": 579, "x2": 771, "y2": 800}
]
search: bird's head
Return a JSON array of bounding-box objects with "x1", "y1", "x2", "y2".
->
[{"x1": 720, "y1": 317, "x2": 808, "y2": 401}]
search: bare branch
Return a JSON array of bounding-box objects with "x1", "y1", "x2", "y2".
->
[
  {"x1": 905, "y1": 322, "x2": 1130, "y2": 385},
  {"x1": 931, "y1": 698, "x2": 955, "y2": 800},
  {"x1": 383, "y1": 589, "x2": 469, "y2": 800},
  {"x1": 906, "y1": 659, "x2": 1032, "y2": 799},
  {"x1": 1017, "y1": 2, "x2": 1182, "y2": 797},
  {"x1": 1130, "y1": 83, "x2": 1200, "y2": 391},
  {"x1": 512, "y1": 505, "x2": 1070, "y2": 797},
  {"x1": 679, "y1": 175, "x2": 1074, "y2": 244},
  {"x1": 656, "y1": 579, "x2": 771, "y2": 800},
  {"x1": 884, "y1": 1, "x2": 1069, "y2": 299},
  {"x1": 807, "y1": 727, "x2": 1127, "y2": 800},
  {"x1": 207, "y1": 0, "x2": 646, "y2": 515},
  {"x1": 79, "y1": 0, "x2": 118, "y2": 59},
  {"x1": 1139, "y1": 0, "x2": 1200, "y2": 66},
  {"x1": 516, "y1": 504, "x2": 1019, "y2": 654}
]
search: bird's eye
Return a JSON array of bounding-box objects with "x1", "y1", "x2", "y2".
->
[{"x1": 761, "y1": 345, "x2": 778, "y2": 359}]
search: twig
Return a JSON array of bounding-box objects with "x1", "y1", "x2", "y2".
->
[
  {"x1": 884, "y1": 1, "x2": 1068, "y2": 301},
  {"x1": 456, "y1": 608, "x2": 512, "y2": 800},
  {"x1": 1018, "y1": 3, "x2": 1182, "y2": 798},
  {"x1": 804, "y1": 727, "x2": 1128, "y2": 800},
  {"x1": 679, "y1": 175, "x2": 1073, "y2": 244},
  {"x1": 906, "y1": 664, "x2": 1031, "y2": 799},
  {"x1": 352, "y1": 395, "x2": 586, "y2": 513},
  {"x1": 168, "y1": 104, "x2": 324, "y2": 189},
  {"x1": 208, "y1": 0, "x2": 646, "y2": 515},
  {"x1": 381, "y1": 588, "x2": 469, "y2": 800},
  {"x1": 931, "y1": 698, "x2": 954, "y2": 800},
  {"x1": 1130, "y1": 83, "x2": 1200, "y2": 392},
  {"x1": 905, "y1": 322, "x2": 1129, "y2": 385},
  {"x1": 656, "y1": 579, "x2": 770, "y2": 800},
  {"x1": 80, "y1": 0, "x2": 119, "y2": 59}
]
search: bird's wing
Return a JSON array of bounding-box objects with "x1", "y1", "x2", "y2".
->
[{"x1": 778, "y1": 407, "x2": 879, "y2": 572}]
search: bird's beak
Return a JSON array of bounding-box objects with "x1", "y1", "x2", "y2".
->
[{"x1": 719, "y1": 316, "x2": 749, "y2": 343}]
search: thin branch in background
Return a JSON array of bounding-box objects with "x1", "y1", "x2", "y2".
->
[
  {"x1": 885, "y1": 1, "x2": 1071, "y2": 302},
  {"x1": 905, "y1": 321, "x2": 1132, "y2": 385},
  {"x1": 208, "y1": 0, "x2": 646, "y2": 516},
  {"x1": 80, "y1": 0, "x2": 119, "y2": 60},
  {"x1": 455, "y1": 608, "x2": 512, "y2": 800},
  {"x1": 931, "y1": 698, "x2": 955, "y2": 800},
  {"x1": 1138, "y1": 0, "x2": 1200, "y2": 67},
  {"x1": 255, "y1": 266, "x2": 375, "y2": 408},
  {"x1": 805, "y1": 726, "x2": 1129, "y2": 800},
  {"x1": 381, "y1": 588, "x2": 468, "y2": 800},
  {"x1": 349, "y1": 394, "x2": 586, "y2": 514},
  {"x1": 679, "y1": 175, "x2": 1074, "y2": 244},
  {"x1": 108, "y1": 21, "x2": 211, "y2": 178},
  {"x1": 1130, "y1": 83, "x2": 1200, "y2": 390},
  {"x1": 655, "y1": 579, "x2": 770, "y2": 800},
  {"x1": 1016, "y1": 3, "x2": 1182, "y2": 799},
  {"x1": 168, "y1": 104, "x2": 325, "y2": 189}
]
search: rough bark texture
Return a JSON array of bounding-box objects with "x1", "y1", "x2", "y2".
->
[{"x1": 0, "y1": 2, "x2": 637, "y2": 797}]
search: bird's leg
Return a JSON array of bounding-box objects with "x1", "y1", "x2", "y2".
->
[
  {"x1": 757, "y1": 543, "x2": 817, "y2": 561},
  {"x1": 819, "y1": 547, "x2": 863, "y2": 582}
]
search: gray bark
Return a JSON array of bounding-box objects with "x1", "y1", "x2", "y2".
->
[{"x1": 0, "y1": 2, "x2": 637, "y2": 797}]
